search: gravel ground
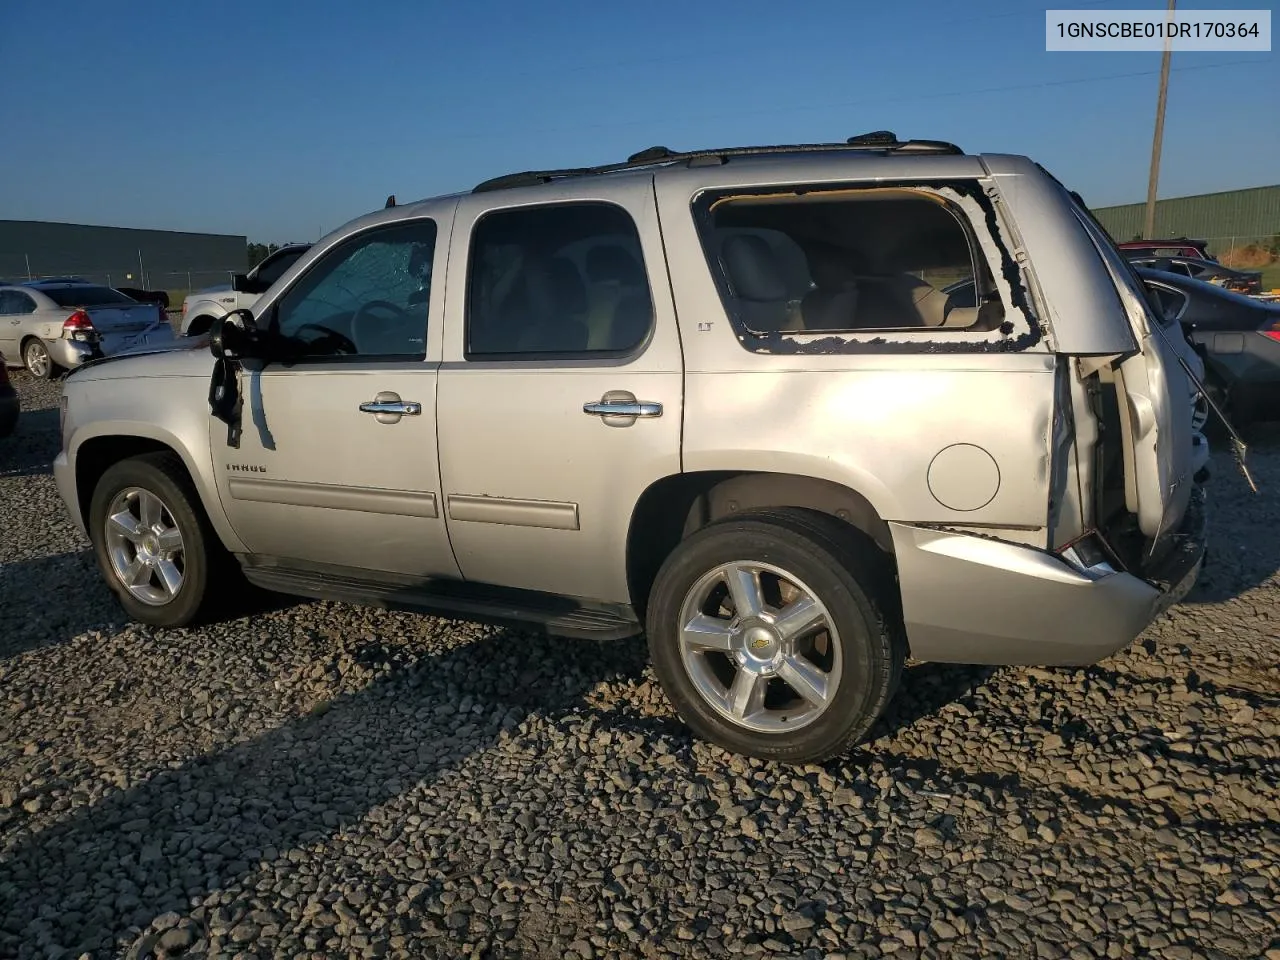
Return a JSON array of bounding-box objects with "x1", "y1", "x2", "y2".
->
[{"x1": 1, "y1": 368, "x2": 1277, "y2": 960}]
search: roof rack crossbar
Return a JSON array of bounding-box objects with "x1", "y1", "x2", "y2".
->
[{"x1": 471, "y1": 133, "x2": 964, "y2": 193}]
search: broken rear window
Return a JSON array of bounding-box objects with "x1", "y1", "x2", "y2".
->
[{"x1": 696, "y1": 187, "x2": 1007, "y2": 346}]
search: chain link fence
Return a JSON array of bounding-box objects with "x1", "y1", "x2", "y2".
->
[{"x1": 5, "y1": 265, "x2": 238, "y2": 312}]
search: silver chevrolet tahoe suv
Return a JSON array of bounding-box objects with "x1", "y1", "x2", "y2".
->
[{"x1": 53, "y1": 133, "x2": 1211, "y2": 762}]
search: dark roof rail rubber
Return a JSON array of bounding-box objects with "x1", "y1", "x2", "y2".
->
[{"x1": 472, "y1": 132, "x2": 964, "y2": 193}]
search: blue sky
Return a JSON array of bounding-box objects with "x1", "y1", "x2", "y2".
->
[{"x1": 0, "y1": 0, "x2": 1275, "y2": 244}]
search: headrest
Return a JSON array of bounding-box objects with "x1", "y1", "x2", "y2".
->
[{"x1": 721, "y1": 234, "x2": 788, "y2": 302}]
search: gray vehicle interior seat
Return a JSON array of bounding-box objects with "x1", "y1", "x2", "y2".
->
[
  {"x1": 720, "y1": 234, "x2": 795, "y2": 332},
  {"x1": 801, "y1": 244, "x2": 955, "y2": 331}
]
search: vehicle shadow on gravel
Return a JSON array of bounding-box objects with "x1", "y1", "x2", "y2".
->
[
  {"x1": 0, "y1": 410, "x2": 57, "y2": 479},
  {"x1": 870, "y1": 661, "x2": 998, "y2": 741},
  {"x1": 0, "y1": 553, "x2": 294, "y2": 661},
  {"x1": 0, "y1": 550, "x2": 125, "y2": 659},
  {"x1": 0, "y1": 627, "x2": 648, "y2": 958}
]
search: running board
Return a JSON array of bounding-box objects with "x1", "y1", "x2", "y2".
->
[{"x1": 238, "y1": 556, "x2": 642, "y2": 641}]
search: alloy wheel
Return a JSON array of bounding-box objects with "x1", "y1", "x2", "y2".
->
[
  {"x1": 103, "y1": 486, "x2": 186, "y2": 606},
  {"x1": 24, "y1": 341, "x2": 50, "y2": 378},
  {"x1": 676, "y1": 560, "x2": 843, "y2": 733}
]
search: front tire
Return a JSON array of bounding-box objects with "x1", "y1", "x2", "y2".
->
[
  {"x1": 22, "y1": 339, "x2": 56, "y2": 379},
  {"x1": 88, "y1": 453, "x2": 225, "y2": 627},
  {"x1": 645, "y1": 509, "x2": 904, "y2": 763}
]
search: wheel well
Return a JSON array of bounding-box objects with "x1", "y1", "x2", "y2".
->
[
  {"x1": 625, "y1": 471, "x2": 896, "y2": 621},
  {"x1": 185, "y1": 315, "x2": 217, "y2": 336},
  {"x1": 75, "y1": 436, "x2": 183, "y2": 528}
]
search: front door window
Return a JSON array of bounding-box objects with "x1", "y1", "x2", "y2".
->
[{"x1": 271, "y1": 220, "x2": 437, "y2": 360}]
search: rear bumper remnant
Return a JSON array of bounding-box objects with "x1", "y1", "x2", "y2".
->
[{"x1": 890, "y1": 486, "x2": 1207, "y2": 666}]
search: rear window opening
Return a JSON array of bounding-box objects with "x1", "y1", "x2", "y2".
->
[
  {"x1": 698, "y1": 188, "x2": 1007, "y2": 341},
  {"x1": 40, "y1": 286, "x2": 138, "y2": 308}
]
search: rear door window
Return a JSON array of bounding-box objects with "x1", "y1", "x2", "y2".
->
[
  {"x1": 40, "y1": 286, "x2": 137, "y2": 308},
  {"x1": 465, "y1": 201, "x2": 654, "y2": 358},
  {"x1": 0, "y1": 291, "x2": 36, "y2": 315},
  {"x1": 254, "y1": 249, "x2": 306, "y2": 287}
]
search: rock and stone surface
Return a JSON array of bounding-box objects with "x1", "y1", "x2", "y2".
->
[{"x1": 1, "y1": 370, "x2": 1277, "y2": 959}]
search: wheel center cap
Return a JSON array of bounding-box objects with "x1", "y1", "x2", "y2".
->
[
  {"x1": 143, "y1": 536, "x2": 158, "y2": 555},
  {"x1": 741, "y1": 625, "x2": 779, "y2": 662}
]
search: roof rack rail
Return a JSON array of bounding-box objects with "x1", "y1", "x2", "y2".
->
[{"x1": 471, "y1": 131, "x2": 964, "y2": 193}]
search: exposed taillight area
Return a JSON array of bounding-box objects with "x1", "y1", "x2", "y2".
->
[
  {"x1": 62, "y1": 309, "x2": 98, "y2": 342},
  {"x1": 1056, "y1": 529, "x2": 1119, "y2": 578},
  {"x1": 1262, "y1": 318, "x2": 1280, "y2": 343}
]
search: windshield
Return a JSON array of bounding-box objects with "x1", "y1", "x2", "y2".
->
[
  {"x1": 39, "y1": 285, "x2": 138, "y2": 307},
  {"x1": 254, "y1": 249, "x2": 306, "y2": 287}
]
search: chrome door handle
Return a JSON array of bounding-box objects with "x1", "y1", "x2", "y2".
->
[
  {"x1": 360, "y1": 391, "x2": 421, "y2": 425},
  {"x1": 583, "y1": 400, "x2": 662, "y2": 417},
  {"x1": 360, "y1": 400, "x2": 421, "y2": 416}
]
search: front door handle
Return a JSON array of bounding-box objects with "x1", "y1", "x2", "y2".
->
[
  {"x1": 583, "y1": 390, "x2": 662, "y2": 427},
  {"x1": 359, "y1": 391, "x2": 421, "y2": 424}
]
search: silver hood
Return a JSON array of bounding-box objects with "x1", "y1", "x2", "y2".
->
[{"x1": 64, "y1": 335, "x2": 214, "y2": 383}]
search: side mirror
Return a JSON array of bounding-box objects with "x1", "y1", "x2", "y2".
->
[
  {"x1": 208, "y1": 309, "x2": 262, "y2": 361},
  {"x1": 231, "y1": 273, "x2": 251, "y2": 293}
]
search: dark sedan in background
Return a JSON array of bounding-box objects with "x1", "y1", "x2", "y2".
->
[
  {"x1": 1137, "y1": 265, "x2": 1280, "y2": 425},
  {"x1": 1127, "y1": 254, "x2": 1263, "y2": 295}
]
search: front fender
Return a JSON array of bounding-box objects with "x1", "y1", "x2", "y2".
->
[
  {"x1": 64, "y1": 408, "x2": 247, "y2": 556},
  {"x1": 180, "y1": 297, "x2": 233, "y2": 334}
]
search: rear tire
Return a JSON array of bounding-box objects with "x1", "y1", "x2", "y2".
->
[
  {"x1": 88, "y1": 452, "x2": 230, "y2": 627},
  {"x1": 645, "y1": 508, "x2": 905, "y2": 763},
  {"x1": 22, "y1": 339, "x2": 56, "y2": 379}
]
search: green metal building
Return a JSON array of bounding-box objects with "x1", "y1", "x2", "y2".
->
[
  {"x1": 0, "y1": 220, "x2": 246, "y2": 292},
  {"x1": 1090, "y1": 184, "x2": 1280, "y2": 255}
]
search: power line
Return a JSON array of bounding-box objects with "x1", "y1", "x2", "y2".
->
[{"x1": 444, "y1": 56, "x2": 1269, "y2": 144}]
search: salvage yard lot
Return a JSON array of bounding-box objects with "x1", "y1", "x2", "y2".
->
[{"x1": 1, "y1": 371, "x2": 1277, "y2": 960}]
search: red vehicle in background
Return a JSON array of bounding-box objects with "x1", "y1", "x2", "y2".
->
[{"x1": 1117, "y1": 237, "x2": 1219, "y2": 262}]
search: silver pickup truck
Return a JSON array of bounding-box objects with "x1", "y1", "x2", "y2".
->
[{"x1": 54, "y1": 133, "x2": 1214, "y2": 762}]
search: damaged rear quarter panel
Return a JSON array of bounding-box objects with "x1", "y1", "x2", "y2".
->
[{"x1": 653, "y1": 155, "x2": 1061, "y2": 531}]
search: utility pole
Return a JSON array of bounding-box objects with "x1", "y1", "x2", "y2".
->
[{"x1": 1143, "y1": 0, "x2": 1176, "y2": 239}]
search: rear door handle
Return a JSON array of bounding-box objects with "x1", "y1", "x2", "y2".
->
[
  {"x1": 359, "y1": 391, "x2": 421, "y2": 424},
  {"x1": 583, "y1": 390, "x2": 662, "y2": 427},
  {"x1": 583, "y1": 400, "x2": 662, "y2": 417}
]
